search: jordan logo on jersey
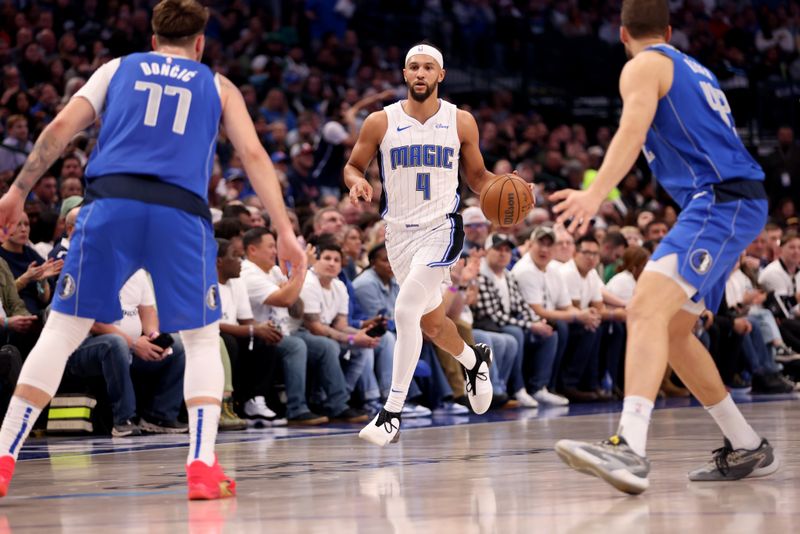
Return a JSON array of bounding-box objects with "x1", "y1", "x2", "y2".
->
[{"x1": 389, "y1": 144, "x2": 454, "y2": 170}]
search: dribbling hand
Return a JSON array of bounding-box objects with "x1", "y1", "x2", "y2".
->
[
  {"x1": 349, "y1": 178, "x2": 373, "y2": 206},
  {"x1": 550, "y1": 188, "x2": 602, "y2": 235}
]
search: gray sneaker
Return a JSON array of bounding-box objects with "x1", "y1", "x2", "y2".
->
[
  {"x1": 688, "y1": 438, "x2": 779, "y2": 481},
  {"x1": 555, "y1": 435, "x2": 651, "y2": 495}
]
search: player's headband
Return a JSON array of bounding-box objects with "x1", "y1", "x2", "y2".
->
[{"x1": 405, "y1": 45, "x2": 444, "y2": 69}]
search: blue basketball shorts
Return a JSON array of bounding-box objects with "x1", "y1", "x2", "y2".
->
[
  {"x1": 51, "y1": 198, "x2": 221, "y2": 332},
  {"x1": 650, "y1": 188, "x2": 767, "y2": 314}
]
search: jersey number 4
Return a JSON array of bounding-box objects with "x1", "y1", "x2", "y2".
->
[
  {"x1": 416, "y1": 173, "x2": 431, "y2": 201},
  {"x1": 134, "y1": 81, "x2": 193, "y2": 135},
  {"x1": 699, "y1": 81, "x2": 732, "y2": 129}
]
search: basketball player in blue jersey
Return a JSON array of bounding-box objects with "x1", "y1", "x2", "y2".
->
[
  {"x1": 551, "y1": 0, "x2": 777, "y2": 494},
  {"x1": 0, "y1": 0, "x2": 305, "y2": 500},
  {"x1": 346, "y1": 44, "x2": 497, "y2": 446}
]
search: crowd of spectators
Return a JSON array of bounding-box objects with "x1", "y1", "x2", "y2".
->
[{"x1": 0, "y1": 1, "x2": 798, "y2": 434}]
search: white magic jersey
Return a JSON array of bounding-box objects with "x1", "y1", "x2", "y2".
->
[{"x1": 378, "y1": 99, "x2": 460, "y2": 226}]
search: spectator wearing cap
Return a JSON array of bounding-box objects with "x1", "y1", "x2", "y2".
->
[
  {"x1": 512, "y1": 226, "x2": 603, "y2": 405},
  {"x1": 48, "y1": 195, "x2": 83, "y2": 262},
  {"x1": 286, "y1": 142, "x2": 318, "y2": 205},
  {"x1": 461, "y1": 206, "x2": 491, "y2": 253},
  {"x1": 472, "y1": 234, "x2": 558, "y2": 408}
]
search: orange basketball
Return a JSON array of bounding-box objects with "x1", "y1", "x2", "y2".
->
[{"x1": 479, "y1": 174, "x2": 534, "y2": 227}]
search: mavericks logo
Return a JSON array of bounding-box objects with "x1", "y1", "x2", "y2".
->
[
  {"x1": 689, "y1": 249, "x2": 713, "y2": 275},
  {"x1": 59, "y1": 274, "x2": 76, "y2": 299},
  {"x1": 206, "y1": 285, "x2": 219, "y2": 310}
]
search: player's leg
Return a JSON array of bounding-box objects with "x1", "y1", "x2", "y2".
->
[
  {"x1": 420, "y1": 302, "x2": 494, "y2": 414},
  {"x1": 555, "y1": 270, "x2": 688, "y2": 495},
  {"x1": 0, "y1": 199, "x2": 138, "y2": 497},
  {"x1": 359, "y1": 264, "x2": 447, "y2": 446},
  {"x1": 144, "y1": 205, "x2": 232, "y2": 499},
  {"x1": 666, "y1": 310, "x2": 778, "y2": 481}
]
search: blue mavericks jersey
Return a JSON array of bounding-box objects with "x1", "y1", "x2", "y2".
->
[
  {"x1": 85, "y1": 52, "x2": 221, "y2": 201},
  {"x1": 642, "y1": 44, "x2": 764, "y2": 208}
]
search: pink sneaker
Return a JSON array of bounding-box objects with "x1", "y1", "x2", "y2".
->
[
  {"x1": 186, "y1": 456, "x2": 236, "y2": 501},
  {"x1": 0, "y1": 455, "x2": 16, "y2": 498}
]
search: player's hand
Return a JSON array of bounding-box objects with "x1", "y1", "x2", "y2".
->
[
  {"x1": 349, "y1": 178, "x2": 373, "y2": 206},
  {"x1": 550, "y1": 188, "x2": 602, "y2": 235},
  {"x1": 277, "y1": 232, "x2": 307, "y2": 277},
  {"x1": 0, "y1": 189, "x2": 25, "y2": 240}
]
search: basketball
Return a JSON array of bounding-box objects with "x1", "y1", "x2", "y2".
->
[{"x1": 479, "y1": 174, "x2": 535, "y2": 227}]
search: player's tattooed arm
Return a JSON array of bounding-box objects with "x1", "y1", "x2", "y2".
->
[{"x1": 12, "y1": 130, "x2": 66, "y2": 196}]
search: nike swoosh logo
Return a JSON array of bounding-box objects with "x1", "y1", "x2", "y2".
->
[
  {"x1": 692, "y1": 191, "x2": 708, "y2": 200},
  {"x1": 397, "y1": 125, "x2": 412, "y2": 132}
]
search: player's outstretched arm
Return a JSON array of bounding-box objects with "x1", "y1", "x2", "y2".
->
[
  {"x1": 457, "y1": 110, "x2": 495, "y2": 194},
  {"x1": 0, "y1": 97, "x2": 95, "y2": 232},
  {"x1": 551, "y1": 51, "x2": 669, "y2": 234},
  {"x1": 343, "y1": 111, "x2": 387, "y2": 205},
  {"x1": 219, "y1": 74, "x2": 306, "y2": 274}
]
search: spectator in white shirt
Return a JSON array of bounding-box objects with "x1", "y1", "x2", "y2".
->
[
  {"x1": 300, "y1": 241, "x2": 379, "y2": 412},
  {"x1": 606, "y1": 246, "x2": 650, "y2": 304},
  {"x1": 551, "y1": 225, "x2": 575, "y2": 266},
  {"x1": 241, "y1": 228, "x2": 363, "y2": 424},
  {"x1": 758, "y1": 232, "x2": 800, "y2": 351}
]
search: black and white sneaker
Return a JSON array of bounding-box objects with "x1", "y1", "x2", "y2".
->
[
  {"x1": 243, "y1": 396, "x2": 287, "y2": 427},
  {"x1": 358, "y1": 408, "x2": 401, "y2": 446},
  {"x1": 461, "y1": 344, "x2": 493, "y2": 415},
  {"x1": 774, "y1": 344, "x2": 800, "y2": 363},
  {"x1": 688, "y1": 438, "x2": 779, "y2": 481},
  {"x1": 555, "y1": 435, "x2": 651, "y2": 495}
]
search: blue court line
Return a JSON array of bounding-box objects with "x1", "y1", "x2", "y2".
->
[{"x1": 30, "y1": 489, "x2": 184, "y2": 500}]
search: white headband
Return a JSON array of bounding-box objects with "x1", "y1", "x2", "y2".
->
[{"x1": 405, "y1": 44, "x2": 444, "y2": 69}]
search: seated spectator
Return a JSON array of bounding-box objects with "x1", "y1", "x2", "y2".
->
[
  {"x1": 461, "y1": 207, "x2": 491, "y2": 253},
  {"x1": 216, "y1": 237, "x2": 288, "y2": 427},
  {"x1": 242, "y1": 228, "x2": 365, "y2": 424},
  {"x1": 551, "y1": 225, "x2": 575, "y2": 266},
  {"x1": 341, "y1": 225, "x2": 365, "y2": 281},
  {"x1": 473, "y1": 234, "x2": 558, "y2": 408},
  {"x1": 0, "y1": 114, "x2": 32, "y2": 174},
  {"x1": 758, "y1": 232, "x2": 800, "y2": 351},
  {"x1": 598, "y1": 231, "x2": 628, "y2": 283},
  {"x1": 0, "y1": 257, "x2": 39, "y2": 357},
  {"x1": 0, "y1": 212, "x2": 63, "y2": 315},
  {"x1": 557, "y1": 235, "x2": 624, "y2": 401},
  {"x1": 48, "y1": 196, "x2": 83, "y2": 261},
  {"x1": 66, "y1": 269, "x2": 188, "y2": 436},
  {"x1": 605, "y1": 246, "x2": 650, "y2": 304},
  {"x1": 300, "y1": 241, "x2": 380, "y2": 411},
  {"x1": 643, "y1": 218, "x2": 669, "y2": 243}
]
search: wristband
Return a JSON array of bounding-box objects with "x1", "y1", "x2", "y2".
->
[
  {"x1": 447, "y1": 285, "x2": 458, "y2": 293},
  {"x1": 347, "y1": 334, "x2": 355, "y2": 346},
  {"x1": 248, "y1": 324, "x2": 254, "y2": 351}
]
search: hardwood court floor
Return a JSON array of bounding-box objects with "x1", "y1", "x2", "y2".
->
[{"x1": 0, "y1": 397, "x2": 797, "y2": 533}]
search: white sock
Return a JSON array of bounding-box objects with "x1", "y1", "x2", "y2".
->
[
  {"x1": 617, "y1": 395, "x2": 654, "y2": 457},
  {"x1": 187, "y1": 404, "x2": 220, "y2": 466},
  {"x1": 453, "y1": 342, "x2": 476, "y2": 369},
  {"x1": 705, "y1": 394, "x2": 761, "y2": 450},
  {"x1": 0, "y1": 397, "x2": 42, "y2": 461}
]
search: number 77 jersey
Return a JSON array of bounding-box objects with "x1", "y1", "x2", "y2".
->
[
  {"x1": 76, "y1": 52, "x2": 222, "y2": 201},
  {"x1": 641, "y1": 44, "x2": 763, "y2": 210}
]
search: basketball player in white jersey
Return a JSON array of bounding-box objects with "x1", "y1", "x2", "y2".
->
[{"x1": 345, "y1": 44, "x2": 497, "y2": 445}]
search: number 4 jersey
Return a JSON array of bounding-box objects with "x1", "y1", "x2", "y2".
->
[
  {"x1": 75, "y1": 52, "x2": 221, "y2": 201},
  {"x1": 641, "y1": 44, "x2": 763, "y2": 209},
  {"x1": 378, "y1": 99, "x2": 461, "y2": 227}
]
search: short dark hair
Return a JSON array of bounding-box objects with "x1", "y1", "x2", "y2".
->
[
  {"x1": 645, "y1": 218, "x2": 668, "y2": 234},
  {"x1": 317, "y1": 240, "x2": 343, "y2": 260},
  {"x1": 575, "y1": 234, "x2": 599, "y2": 249},
  {"x1": 781, "y1": 232, "x2": 800, "y2": 247},
  {"x1": 152, "y1": 0, "x2": 209, "y2": 44},
  {"x1": 368, "y1": 243, "x2": 387, "y2": 264},
  {"x1": 216, "y1": 238, "x2": 230, "y2": 258},
  {"x1": 222, "y1": 203, "x2": 250, "y2": 220},
  {"x1": 214, "y1": 217, "x2": 243, "y2": 240},
  {"x1": 243, "y1": 227, "x2": 274, "y2": 250},
  {"x1": 603, "y1": 231, "x2": 628, "y2": 249},
  {"x1": 621, "y1": 0, "x2": 670, "y2": 39}
]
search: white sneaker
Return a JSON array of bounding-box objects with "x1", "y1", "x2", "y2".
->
[
  {"x1": 401, "y1": 403, "x2": 432, "y2": 418},
  {"x1": 359, "y1": 409, "x2": 401, "y2": 446},
  {"x1": 514, "y1": 388, "x2": 539, "y2": 408},
  {"x1": 461, "y1": 344, "x2": 494, "y2": 415},
  {"x1": 433, "y1": 401, "x2": 470, "y2": 416},
  {"x1": 532, "y1": 387, "x2": 569, "y2": 406},
  {"x1": 244, "y1": 396, "x2": 287, "y2": 427}
]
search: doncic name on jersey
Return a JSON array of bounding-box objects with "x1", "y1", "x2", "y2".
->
[
  {"x1": 138, "y1": 58, "x2": 198, "y2": 83},
  {"x1": 389, "y1": 144, "x2": 455, "y2": 170}
]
